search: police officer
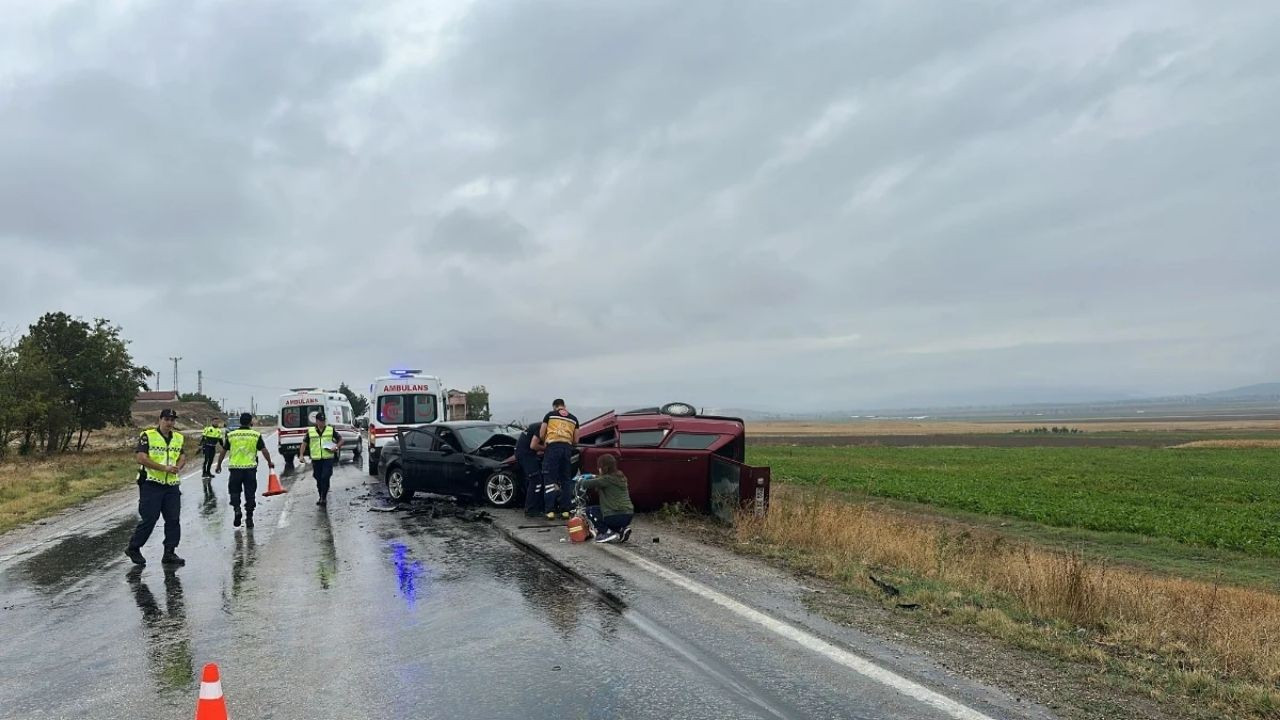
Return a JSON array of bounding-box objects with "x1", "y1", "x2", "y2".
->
[
  {"x1": 125, "y1": 408, "x2": 188, "y2": 566},
  {"x1": 215, "y1": 412, "x2": 275, "y2": 528},
  {"x1": 199, "y1": 418, "x2": 222, "y2": 483},
  {"x1": 299, "y1": 411, "x2": 342, "y2": 507}
]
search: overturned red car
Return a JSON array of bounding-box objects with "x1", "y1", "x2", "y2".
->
[{"x1": 574, "y1": 403, "x2": 770, "y2": 521}]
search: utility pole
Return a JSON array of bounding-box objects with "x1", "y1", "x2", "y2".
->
[
  {"x1": 221, "y1": 398, "x2": 227, "y2": 413},
  {"x1": 197, "y1": 370, "x2": 203, "y2": 396},
  {"x1": 169, "y1": 357, "x2": 182, "y2": 395},
  {"x1": 251, "y1": 395, "x2": 256, "y2": 416}
]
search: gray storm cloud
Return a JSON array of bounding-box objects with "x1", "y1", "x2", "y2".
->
[{"x1": 1, "y1": 0, "x2": 1278, "y2": 415}]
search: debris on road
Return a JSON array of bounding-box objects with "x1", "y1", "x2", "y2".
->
[{"x1": 362, "y1": 495, "x2": 492, "y2": 523}]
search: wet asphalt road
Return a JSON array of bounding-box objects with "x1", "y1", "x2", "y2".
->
[{"x1": 0, "y1": 437, "x2": 1047, "y2": 720}]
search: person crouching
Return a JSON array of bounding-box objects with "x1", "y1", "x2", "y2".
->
[{"x1": 580, "y1": 454, "x2": 633, "y2": 543}]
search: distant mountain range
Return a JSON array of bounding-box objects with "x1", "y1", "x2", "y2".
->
[
  {"x1": 1198, "y1": 382, "x2": 1280, "y2": 400},
  {"x1": 491, "y1": 382, "x2": 1280, "y2": 424}
]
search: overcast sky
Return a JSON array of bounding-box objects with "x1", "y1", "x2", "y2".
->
[{"x1": 2, "y1": 0, "x2": 1278, "y2": 416}]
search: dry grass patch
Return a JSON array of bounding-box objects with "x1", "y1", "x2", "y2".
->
[
  {"x1": 0, "y1": 451, "x2": 139, "y2": 534},
  {"x1": 736, "y1": 485, "x2": 1280, "y2": 718},
  {"x1": 1171, "y1": 440, "x2": 1280, "y2": 449}
]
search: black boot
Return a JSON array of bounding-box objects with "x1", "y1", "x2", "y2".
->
[
  {"x1": 245, "y1": 511, "x2": 254, "y2": 528},
  {"x1": 161, "y1": 549, "x2": 185, "y2": 566},
  {"x1": 125, "y1": 547, "x2": 146, "y2": 565},
  {"x1": 233, "y1": 506, "x2": 242, "y2": 527}
]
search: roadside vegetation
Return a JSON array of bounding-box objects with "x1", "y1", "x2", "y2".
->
[
  {"x1": 0, "y1": 312, "x2": 152, "y2": 535},
  {"x1": 729, "y1": 441, "x2": 1280, "y2": 718},
  {"x1": 748, "y1": 445, "x2": 1280, "y2": 556},
  {"x1": 0, "y1": 312, "x2": 149, "y2": 457},
  {"x1": 0, "y1": 450, "x2": 139, "y2": 534}
]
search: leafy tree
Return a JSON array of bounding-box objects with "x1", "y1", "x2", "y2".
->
[
  {"x1": 466, "y1": 385, "x2": 491, "y2": 421},
  {"x1": 13, "y1": 313, "x2": 150, "y2": 453},
  {"x1": 337, "y1": 381, "x2": 369, "y2": 418},
  {"x1": 0, "y1": 335, "x2": 19, "y2": 457}
]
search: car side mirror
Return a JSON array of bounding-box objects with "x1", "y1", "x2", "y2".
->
[{"x1": 440, "y1": 444, "x2": 456, "y2": 455}]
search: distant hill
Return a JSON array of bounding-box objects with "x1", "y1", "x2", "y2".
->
[
  {"x1": 1199, "y1": 383, "x2": 1280, "y2": 400},
  {"x1": 493, "y1": 382, "x2": 1280, "y2": 426}
]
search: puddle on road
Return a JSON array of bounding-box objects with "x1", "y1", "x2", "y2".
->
[
  {"x1": 11, "y1": 517, "x2": 136, "y2": 594},
  {"x1": 126, "y1": 565, "x2": 195, "y2": 693}
]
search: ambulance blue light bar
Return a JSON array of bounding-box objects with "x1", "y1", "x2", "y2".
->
[{"x1": 389, "y1": 369, "x2": 423, "y2": 377}]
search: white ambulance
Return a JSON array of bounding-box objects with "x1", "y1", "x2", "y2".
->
[
  {"x1": 277, "y1": 388, "x2": 362, "y2": 470},
  {"x1": 366, "y1": 370, "x2": 446, "y2": 476}
]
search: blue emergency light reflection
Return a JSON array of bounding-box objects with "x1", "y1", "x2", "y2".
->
[{"x1": 390, "y1": 542, "x2": 426, "y2": 608}]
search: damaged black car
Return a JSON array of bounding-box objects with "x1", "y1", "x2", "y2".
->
[{"x1": 378, "y1": 421, "x2": 524, "y2": 507}]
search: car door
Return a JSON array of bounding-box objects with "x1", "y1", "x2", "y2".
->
[
  {"x1": 432, "y1": 427, "x2": 471, "y2": 496},
  {"x1": 610, "y1": 422, "x2": 710, "y2": 512},
  {"x1": 401, "y1": 428, "x2": 438, "y2": 489}
]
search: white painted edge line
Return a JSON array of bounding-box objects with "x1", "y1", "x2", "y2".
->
[
  {"x1": 610, "y1": 548, "x2": 999, "y2": 720},
  {"x1": 277, "y1": 490, "x2": 294, "y2": 529}
]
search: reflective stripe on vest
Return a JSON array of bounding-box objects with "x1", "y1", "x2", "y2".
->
[
  {"x1": 142, "y1": 428, "x2": 184, "y2": 485},
  {"x1": 226, "y1": 428, "x2": 262, "y2": 469},
  {"x1": 307, "y1": 426, "x2": 336, "y2": 460}
]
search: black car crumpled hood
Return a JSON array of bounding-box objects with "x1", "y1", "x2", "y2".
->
[{"x1": 472, "y1": 434, "x2": 517, "y2": 462}]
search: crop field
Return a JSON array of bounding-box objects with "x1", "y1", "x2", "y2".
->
[{"x1": 746, "y1": 445, "x2": 1280, "y2": 557}]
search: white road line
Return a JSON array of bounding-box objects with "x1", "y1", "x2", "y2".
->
[
  {"x1": 610, "y1": 548, "x2": 998, "y2": 720},
  {"x1": 277, "y1": 492, "x2": 293, "y2": 528}
]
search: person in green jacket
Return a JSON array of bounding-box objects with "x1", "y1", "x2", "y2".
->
[{"x1": 579, "y1": 454, "x2": 633, "y2": 544}]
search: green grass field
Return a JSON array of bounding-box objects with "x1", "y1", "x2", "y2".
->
[{"x1": 747, "y1": 445, "x2": 1280, "y2": 557}]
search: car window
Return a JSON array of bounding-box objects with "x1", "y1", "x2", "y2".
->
[
  {"x1": 619, "y1": 429, "x2": 667, "y2": 447},
  {"x1": 580, "y1": 427, "x2": 618, "y2": 446},
  {"x1": 341, "y1": 406, "x2": 352, "y2": 425},
  {"x1": 454, "y1": 424, "x2": 511, "y2": 451},
  {"x1": 404, "y1": 429, "x2": 435, "y2": 450},
  {"x1": 437, "y1": 429, "x2": 460, "y2": 451},
  {"x1": 665, "y1": 433, "x2": 720, "y2": 450}
]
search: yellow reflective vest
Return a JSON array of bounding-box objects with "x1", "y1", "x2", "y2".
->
[
  {"x1": 226, "y1": 428, "x2": 263, "y2": 469},
  {"x1": 141, "y1": 428, "x2": 184, "y2": 485},
  {"x1": 306, "y1": 426, "x2": 336, "y2": 460},
  {"x1": 201, "y1": 425, "x2": 222, "y2": 447}
]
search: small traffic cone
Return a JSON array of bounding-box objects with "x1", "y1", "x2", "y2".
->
[
  {"x1": 263, "y1": 471, "x2": 286, "y2": 497},
  {"x1": 195, "y1": 663, "x2": 228, "y2": 720}
]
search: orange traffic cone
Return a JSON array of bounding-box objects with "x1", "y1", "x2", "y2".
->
[
  {"x1": 195, "y1": 663, "x2": 228, "y2": 720},
  {"x1": 263, "y1": 471, "x2": 286, "y2": 497}
]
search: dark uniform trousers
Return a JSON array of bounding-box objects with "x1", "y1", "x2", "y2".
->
[
  {"x1": 201, "y1": 445, "x2": 217, "y2": 476},
  {"x1": 541, "y1": 443, "x2": 574, "y2": 513},
  {"x1": 518, "y1": 453, "x2": 543, "y2": 513},
  {"x1": 128, "y1": 481, "x2": 182, "y2": 551},
  {"x1": 312, "y1": 459, "x2": 334, "y2": 500},
  {"x1": 228, "y1": 469, "x2": 258, "y2": 513}
]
